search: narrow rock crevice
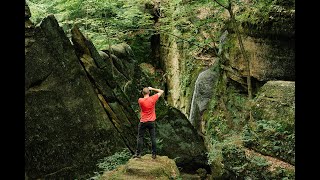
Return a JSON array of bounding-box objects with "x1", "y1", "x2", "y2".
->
[
  {"x1": 27, "y1": 71, "x2": 53, "y2": 91},
  {"x1": 76, "y1": 54, "x2": 136, "y2": 153}
]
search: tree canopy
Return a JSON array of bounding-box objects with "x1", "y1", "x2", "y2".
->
[{"x1": 27, "y1": 0, "x2": 154, "y2": 50}]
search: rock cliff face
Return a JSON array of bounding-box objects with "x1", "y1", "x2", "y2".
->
[
  {"x1": 159, "y1": 37, "x2": 185, "y2": 112},
  {"x1": 159, "y1": 0, "x2": 295, "y2": 115},
  {"x1": 25, "y1": 13, "x2": 127, "y2": 179},
  {"x1": 25, "y1": 3, "x2": 208, "y2": 178},
  {"x1": 70, "y1": 26, "x2": 139, "y2": 152},
  {"x1": 228, "y1": 35, "x2": 295, "y2": 81},
  {"x1": 246, "y1": 81, "x2": 295, "y2": 165},
  {"x1": 158, "y1": 0, "x2": 295, "y2": 179},
  {"x1": 228, "y1": 0, "x2": 295, "y2": 82}
]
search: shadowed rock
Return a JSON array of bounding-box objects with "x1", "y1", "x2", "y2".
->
[
  {"x1": 246, "y1": 80, "x2": 295, "y2": 165},
  {"x1": 157, "y1": 107, "x2": 209, "y2": 173},
  {"x1": 25, "y1": 13, "x2": 128, "y2": 179},
  {"x1": 71, "y1": 26, "x2": 139, "y2": 152},
  {"x1": 229, "y1": 36, "x2": 295, "y2": 81}
]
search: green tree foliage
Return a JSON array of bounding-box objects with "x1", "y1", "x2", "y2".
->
[
  {"x1": 89, "y1": 148, "x2": 132, "y2": 179},
  {"x1": 243, "y1": 119, "x2": 295, "y2": 165},
  {"x1": 159, "y1": 0, "x2": 225, "y2": 52},
  {"x1": 26, "y1": 0, "x2": 294, "y2": 178},
  {"x1": 27, "y1": 0, "x2": 154, "y2": 50},
  {"x1": 222, "y1": 145, "x2": 294, "y2": 179}
]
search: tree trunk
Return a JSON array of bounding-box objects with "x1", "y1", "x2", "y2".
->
[
  {"x1": 228, "y1": 6, "x2": 252, "y2": 99},
  {"x1": 228, "y1": 6, "x2": 254, "y2": 121}
]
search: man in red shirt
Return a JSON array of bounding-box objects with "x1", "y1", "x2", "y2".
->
[{"x1": 133, "y1": 86, "x2": 164, "y2": 159}]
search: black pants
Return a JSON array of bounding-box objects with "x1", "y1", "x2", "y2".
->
[{"x1": 136, "y1": 121, "x2": 156, "y2": 155}]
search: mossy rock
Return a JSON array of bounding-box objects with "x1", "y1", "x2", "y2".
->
[
  {"x1": 157, "y1": 107, "x2": 209, "y2": 173},
  {"x1": 236, "y1": 0, "x2": 295, "y2": 39},
  {"x1": 228, "y1": 35, "x2": 295, "y2": 81},
  {"x1": 71, "y1": 25, "x2": 140, "y2": 152},
  {"x1": 252, "y1": 80, "x2": 295, "y2": 124},
  {"x1": 25, "y1": 15, "x2": 128, "y2": 179},
  {"x1": 101, "y1": 154, "x2": 180, "y2": 180},
  {"x1": 244, "y1": 81, "x2": 295, "y2": 165},
  {"x1": 103, "y1": 42, "x2": 135, "y2": 63}
]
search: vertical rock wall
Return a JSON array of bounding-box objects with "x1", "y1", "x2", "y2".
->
[{"x1": 25, "y1": 13, "x2": 127, "y2": 179}]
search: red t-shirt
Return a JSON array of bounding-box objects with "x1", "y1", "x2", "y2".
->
[{"x1": 138, "y1": 94, "x2": 159, "y2": 122}]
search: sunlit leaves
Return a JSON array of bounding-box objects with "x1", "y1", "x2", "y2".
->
[{"x1": 27, "y1": 0, "x2": 154, "y2": 48}]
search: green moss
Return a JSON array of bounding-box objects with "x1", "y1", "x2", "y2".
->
[
  {"x1": 235, "y1": 0, "x2": 295, "y2": 38},
  {"x1": 156, "y1": 107, "x2": 208, "y2": 172},
  {"x1": 204, "y1": 65, "x2": 249, "y2": 140},
  {"x1": 243, "y1": 81, "x2": 295, "y2": 165},
  {"x1": 102, "y1": 154, "x2": 180, "y2": 179}
]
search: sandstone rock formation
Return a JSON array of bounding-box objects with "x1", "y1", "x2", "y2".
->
[
  {"x1": 71, "y1": 25, "x2": 139, "y2": 151},
  {"x1": 252, "y1": 81, "x2": 295, "y2": 123},
  {"x1": 101, "y1": 154, "x2": 180, "y2": 180},
  {"x1": 228, "y1": 36, "x2": 295, "y2": 81},
  {"x1": 71, "y1": 25, "x2": 209, "y2": 174},
  {"x1": 25, "y1": 14, "x2": 127, "y2": 179},
  {"x1": 246, "y1": 80, "x2": 295, "y2": 165},
  {"x1": 25, "y1": 3, "x2": 209, "y2": 178},
  {"x1": 156, "y1": 107, "x2": 209, "y2": 173}
]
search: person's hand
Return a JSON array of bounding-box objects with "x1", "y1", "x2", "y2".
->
[{"x1": 148, "y1": 87, "x2": 153, "y2": 90}]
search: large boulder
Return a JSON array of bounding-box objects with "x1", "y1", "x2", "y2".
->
[
  {"x1": 243, "y1": 81, "x2": 295, "y2": 165},
  {"x1": 157, "y1": 107, "x2": 210, "y2": 173},
  {"x1": 25, "y1": 14, "x2": 128, "y2": 179},
  {"x1": 252, "y1": 81, "x2": 295, "y2": 124},
  {"x1": 102, "y1": 43, "x2": 135, "y2": 63}
]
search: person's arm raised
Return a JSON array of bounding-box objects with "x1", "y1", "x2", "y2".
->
[{"x1": 148, "y1": 87, "x2": 164, "y2": 97}]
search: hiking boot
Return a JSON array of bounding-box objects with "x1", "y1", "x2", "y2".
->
[
  {"x1": 133, "y1": 154, "x2": 141, "y2": 158},
  {"x1": 152, "y1": 154, "x2": 156, "y2": 159}
]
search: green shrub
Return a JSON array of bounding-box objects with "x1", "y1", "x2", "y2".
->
[
  {"x1": 270, "y1": 166, "x2": 295, "y2": 179},
  {"x1": 88, "y1": 148, "x2": 132, "y2": 179},
  {"x1": 220, "y1": 145, "x2": 268, "y2": 179},
  {"x1": 243, "y1": 119, "x2": 295, "y2": 165},
  {"x1": 97, "y1": 149, "x2": 131, "y2": 171}
]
